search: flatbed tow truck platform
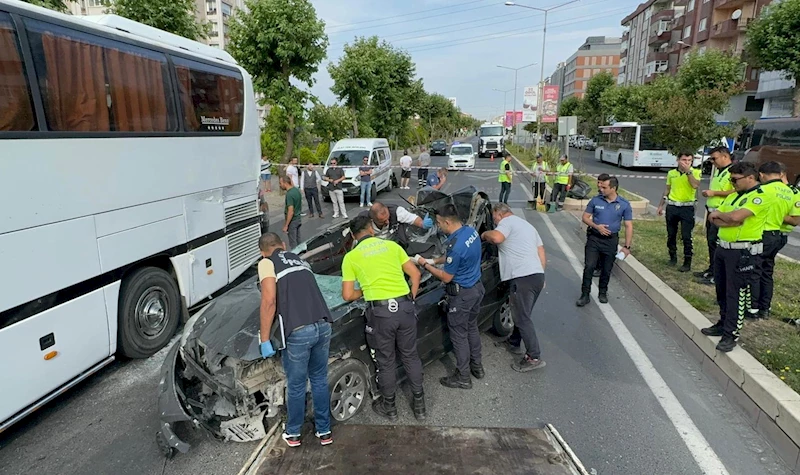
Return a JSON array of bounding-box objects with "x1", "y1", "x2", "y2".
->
[{"x1": 247, "y1": 424, "x2": 589, "y2": 475}]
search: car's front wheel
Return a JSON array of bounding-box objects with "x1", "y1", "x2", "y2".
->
[
  {"x1": 492, "y1": 299, "x2": 513, "y2": 338},
  {"x1": 328, "y1": 358, "x2": 370, "y2": 423}
]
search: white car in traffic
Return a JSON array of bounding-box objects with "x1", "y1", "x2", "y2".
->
[{"x1": 448, "y1": 143, "x2": 476, "y2": 170}]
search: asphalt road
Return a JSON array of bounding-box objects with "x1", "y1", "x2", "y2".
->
[
  {"x1": 566, "y1": 146, "x2": 800, "y2": 262},
  {"x1": 0, "y1": 138, "x2": 794, "y2": 474}
]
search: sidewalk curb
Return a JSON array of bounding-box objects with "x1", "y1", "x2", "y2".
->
[{"x1": 610, "y1": 244, "x2": 800, "y2": 471}]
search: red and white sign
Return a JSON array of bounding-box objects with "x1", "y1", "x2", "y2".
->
[
  {"x1": 504, "y1": 111, "x2": 523, "y2": 127},
  {"x1": 541, "y1": 85, "x2": 559, "y2": 123}
]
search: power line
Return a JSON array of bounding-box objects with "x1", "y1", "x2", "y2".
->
[
  {"x1": 325, "y1": 0, "x2": 493, "y2": 31},
  {"x1": 326, "y1": 2, "x2": 504, "y2": 35}
]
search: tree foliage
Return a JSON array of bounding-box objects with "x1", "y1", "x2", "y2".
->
[
  {"x1": 107, "y1": 0, "x2": 208, "y2": 40},
  {"x1": 746, "y1": 0, "x2": 800, "y2": 116},
  {"x1": 228, "y1": 0, "x2": 328, "y2": 161},
  {"x1": 577, "y1": 72, "x2": 615, "y2": 133},
  {"x1": 308, "y1": 103, "x2": 354, "y2": 142},
  {"x1": 21, "y1": 0, "x2": 68, "y2": 12},
  {"x1": 677, "y1": 49, "x2": 745, "y2": 111},
  {"x1": 558, "y1": 96, "x2": 582, "y2": 117}
]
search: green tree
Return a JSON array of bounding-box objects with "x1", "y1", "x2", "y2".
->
[
  {"x1": 107, "y1": 0, "x2": 208, "y2": 40},
  {"x1": 558, "y1": 96, "x2": 582, "y2": 117},
  {"x1": 228, "y1": 0, "x2": 327, "y2": 162},
  {"x1": 746, "y1": 0, "x2": 800, "y2": 116},
  {"x1": 309, "y1": 103, "x2": 353, "y2": 142},
  {"x1": 328, "y1": 36, "x2": 384, "y2": 137},
  {"x1": 21, "y1": 0, "x2": 68, "y2": 12},
  {"x1": 677, "y1": 49, "x2": 745, "y2": 112},
  {"x1": 577, "y1": 72, "x2": 616, "y2": 132}
]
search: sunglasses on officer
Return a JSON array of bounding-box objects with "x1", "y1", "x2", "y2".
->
[{"x1": 729, "y1": 175, "x2": 747, "y2": 184}]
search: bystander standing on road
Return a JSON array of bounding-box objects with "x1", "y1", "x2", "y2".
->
[
  {"x1": 400, "y1": 150, "x2": 413, "y2": 189},
  {"x1": 656, "y1": 153, "x2": 701, "y2": 273},
  {"x1": 751, "y1": 161, "x2": 795, "y2": 319},
  {"x1": 300, "y1": 163, "x2": 324, "y2": 219},
  {"x1": 323, "y1": 158, "x2": 347, "y2": 219},
  {"x1": 695, "y1": 147, "x2": 735, "y2": 284},
  {"x1": 576, "y1": 176, "x2": 633, "y2": 307},
  {"x1": 341, "y1": 216, "x2": 426, "y2": 421},
  {"x1": 256, "y1": 232, "x2": 334, "y2": 448},
  {"x1": 286, "y1": 157, "x2": 299, "y2": 188},
  {"x1": 551, "y1": 155, "x2": 574, "y2": 211},
  {"x1": 280, "y1": 175, "x2": 302, "y2": 249},
  {"x1": 418, "y1": 147, "x2": 431, "y2": 188},
  {"x1": 260, "y1": 156, "x2": 272, "y2": 193},
  {"x1": 426, "y1": 168, "x2": 447, "y2": 191},
  {"x1": 481, "y1": 203, "x2": 547, "y2": 372},
  {"x1": 417, "y1": 204, "x2": 485, "y2": 388},
  {"x1": 359, "y1": 156, "x2": 373, "y2": 207},
  {"x1": 530, "y1": 154, "x2": 549, "y2": 202},
  {"x1": 498, "y1": 154, "x2": 512, "y2": 204},
  {"x1": 701, "y1": 162, "x2": 770, "y2": 352}
]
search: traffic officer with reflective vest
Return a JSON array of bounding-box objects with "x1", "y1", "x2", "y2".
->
[
  {"x1": 695, "y1": 146, "x2": 735, "y2": 284},
  {"x1": 751, "y1": 161, "x2": 796, "y2": 319},
  {"x1": 416, "y1": 204, "x2": 485, "y2": 389},
  {"x1": 701, "y1": 162, "x2": 770, "y2": 352},
  {"x1": 551, "y1": 155, "x2": 574, "y2": 210},
  {"x1": 656, "y1": 152, "x2": 701, "y2": 272},
  {"x1": 341, "y1": 215, "x2": 426, "y2": 421},
  {"x1": 498, "y1": 155, "x2": 512, "y2": 204}
]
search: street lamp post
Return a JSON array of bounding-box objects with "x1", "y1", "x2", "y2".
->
[
  {"x1": 497, "y1": 63, "x2": 537, "y2": 136},
  {"x1": 505, "y1": 0, "x2": 580, "y2": 155},
  {"x1": 492, "y1": 87, "x2": 514, "y2": 126}
]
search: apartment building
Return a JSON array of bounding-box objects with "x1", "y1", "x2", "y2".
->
[
  {"x1": 547, "y1": 61, "x2": 567, "y2": 104},
  {"x1": 558, "y1": 36, "x2": 621, "y2": 100}
]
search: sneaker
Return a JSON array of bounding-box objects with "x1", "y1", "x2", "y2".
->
[
  {"x1": 716, "y1": 335, "x2": 737, "y2": 352},
  {"x1": 319, "y1": 213, "x2": 324, "y2": 218},
  {"x1": 701, "y1": 322, "x2": 724, "y2": 337},
  {"x1": 758, "y1": 309, "x2": 771, "y2": 319},
  {"x1": 512, "y1": 355, "x2": 546, "y2": 373},
  {"x1": 360, "y1": 203, "x2": 365, "y2": 208},
  {"x1": 598, "y1": 292, "x2": 608, "y2": 304},
  {"x1": 342, "y1": 214, "x2": 349, "y2": 219},
  {"x1": 300, "y1": 212, "x2": 307, "y2": 217},
  {"x1": 282, "y1": 432, "x2": 301, "y2": 447},
  {"x1": 496, "y1": 339, "x2": 524, "y2": 355},
  {"x1": 367, "y1": 202, "x2": 373, "y2": 206},
  {"x1": 439, "y1": 372, "x2": 472, "y2": 389},
  {"x1": 697, "y1": 276, "x2": 714, "y2": 286},
  {"x1": 332, "y1": 214, "x2": 340, "y2": 219},
  {"x1": 315, "y1": 431, "x2": 333, "y2": 446}
]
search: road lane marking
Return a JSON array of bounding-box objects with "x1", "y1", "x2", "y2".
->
[{"x1": 539, "y1": 213, "x2": 729, "y2": 475}]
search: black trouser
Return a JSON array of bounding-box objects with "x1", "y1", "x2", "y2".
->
[
  {"x1": 714, "y1": 247, "x2": 759, "y2": 338},
  {"x1": 304, "y1": 188, "x2": 322, "y2": 215},
  {"x1": 665, "y1": 204, "x2": 695, "y2": 258},
  {"x1": 705, "y1": 212, "x2": 720, "y2": 272},
  {"x1": 582, "y1": 231, "x2": 619, "y2": 294},
  {"x1": 446, "y1": 282, "x2": 484, "y2": 375},
  {"x1": 754, "y1": 232, "x2": 788, "y2": 312},
  {"x1": 533, "y1": 181, "x2": 546, "y2": 201},
  {"x1": 506, "y1": 274, "x2": 545, "y2": 359},
  {"x1": 499, "y1": 182, "x2": 511, "y2": 204},
  {"x1": 551, "y1": 183, "x2": 568, "y2": 206},
  {"x1": 286, "y1": 219, "x2": 301, "y2": 250},
  {"x1": 417, "y1": 168, "x2": 429, "y2": 187},
  {"x1": 365, "y1": 299, "x2": 424, "y2": 396}
]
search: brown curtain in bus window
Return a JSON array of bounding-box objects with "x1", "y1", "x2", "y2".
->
[
  {"x1": 0, "y1": 27, "x2": 35, "y2": 131},
  {"x1": 41, "y1": 32, "x2": 109, "y2": 131},
  {"x1": 176, "y1": 66, "x2": 200, "y2": 131},
  {"x1": 105, "y1": 48, "x2": 169, "y2": 132},
  {"x1": 216, "y1": 74, "x2": 243, "y2": 132}
]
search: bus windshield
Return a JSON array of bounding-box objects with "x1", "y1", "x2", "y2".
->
[
  {"x1": 327, "y1": 150, "x2": 370, "y2": 166},
  {"x1": 480, "y1": 126, "x2": 503, "y2": 136}
]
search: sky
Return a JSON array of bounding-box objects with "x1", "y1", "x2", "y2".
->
[{"x1": 308, "y1": 0, "x2": 643, "y2": 121}]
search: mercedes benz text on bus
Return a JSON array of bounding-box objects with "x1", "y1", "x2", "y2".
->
[
  {"x1": 595, "y1": 122, "x2": 674, "y2": 168},
  {"x1": 0, "y1": 1, "x2": 262, "y2": 432}
]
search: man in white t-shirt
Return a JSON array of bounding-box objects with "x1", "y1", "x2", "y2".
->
[
  {"x1": 481, "y1": 203, "x2": 547, "y2": 373},
  {"x1": 399, "y1": 150, "x2": 413, "y2": 189},
  {"x1": 285, "y1": 157, "x2": 300, "y2": 188}
]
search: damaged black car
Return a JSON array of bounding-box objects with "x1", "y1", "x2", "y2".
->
[{"x1": 155, "y1": 186, "x2": 512, "y2": 457}]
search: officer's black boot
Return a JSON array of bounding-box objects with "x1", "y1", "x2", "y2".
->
[
  {"x1": 716, "y1": 335, "x2": 737, "y2": 353},
  {"x1": 679, "y1": 257, "x2": 691, "y2": 273},
  {"x1": 470, "y1": 362, "x2": 485, "y2": 379},
  {"x1": 701, "y1": 321, "x2": 724, "y2": 337},
  {"x1": 440, "y1": 371, "x2": 472, "y2": 389},
  {"x1": 412, "y1": 391, "x2": 427, "y2": 421},
  {"x1": 576, "y1": 292, "x2": 590, "y2": 307},
  {"x1": 372, "y1": 394, "x2": 398, "y2": 421},
  {"x1": 668, "y1": 253, "x2": 678, "y2": 266}
]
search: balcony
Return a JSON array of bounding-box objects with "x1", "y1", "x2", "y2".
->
[
  {"x1": 209, "y1": 31, "x2": 219, "y2": 37},
  {"x1": 622, "y1": 30, "x2": 630, "y2": 40},
  {"x1": 711, "y1": 18, "x2": 751, "y2": 38},
  {"x1": 207, "y1": 8, "x2": 217, "y2": 14},
  {"x1": 648, "y1": 29, "x2": 671, "y2": 45},
  {"x1": 715, "y1": 0, "x2": 747, "y2": 9},
  {"x1": 650, "y1": 9, "x2": 674, "y2": 25},
  {"x1": 670, "y1": 15, "x2": 685, "y2": 31},
  {"x1": 647, "y1": 51, "x2": 669, "y2": 63}
]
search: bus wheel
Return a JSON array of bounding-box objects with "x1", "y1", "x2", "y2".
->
[
  {"x1": 617, "y1": 154, "x2": 623, "y2": 168},
  {"x1": 118, "y1": 267, "x2": 181, "y2": 359}
]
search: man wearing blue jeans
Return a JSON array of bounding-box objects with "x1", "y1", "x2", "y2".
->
[
  {"x1": 359, "y1": 155, "x2": 373, "y2": 207},
  {"x1": 257, "y1": 232, "x2": 334, "y2": 448}
]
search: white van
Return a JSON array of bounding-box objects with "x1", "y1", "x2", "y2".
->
[
  {"x1": 448, "y1": 142, "x2": 476, "y2": 170},
  {"x1": 321, "y1": 138, "x2": 395, "y2": 202}
]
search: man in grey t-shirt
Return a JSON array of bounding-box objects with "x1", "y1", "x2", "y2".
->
[
  {"x1": 417, "y1": 148, "x2": 431, "y2": 188},
  {"x1": 481, "y1": 203, "x2": 547, "y2": 373}
]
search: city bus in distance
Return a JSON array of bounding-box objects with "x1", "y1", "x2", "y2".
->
[
  {"x1": 595, "y1": 122, "x2": 675, "y2": 168},
  {"x1": 0, "y1": 1, "x2": 262, "y2": 433}
]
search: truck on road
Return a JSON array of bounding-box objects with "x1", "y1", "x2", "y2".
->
[{"x1": 479, "y1": 122, "x2": 506, "y2": 158}]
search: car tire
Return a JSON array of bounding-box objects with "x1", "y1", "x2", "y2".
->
[
  {"x1": 370, "y1": 183, "x2": 377, "y2": 203},
  {"x1": 387, "y1": 172, "x2": 393, "y2": 192},
  {"x1": 328, "y1": 358, "x2": 371, "y2": 423},
  {"x1": 118, "y1": 267, "x2": 181, "y2": 359},
  {"x1": 492, "y1": 299, "x2": 513, "y2": 338}
]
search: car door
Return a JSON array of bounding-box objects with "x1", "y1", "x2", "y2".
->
[
  {"x1": 377, "y1": 148, "x2": 390, "y2": 190},
  {"x1": 413, "y1": 269, "x2": 449, "y2": 364}
]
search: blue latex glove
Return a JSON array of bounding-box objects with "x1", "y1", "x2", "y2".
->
[
  {"x1": 260, "y1": 341, "x2": 276, "y2": 358},
  {"x1": 422, "y1": 213, "x2": 434, "y2": 229}
]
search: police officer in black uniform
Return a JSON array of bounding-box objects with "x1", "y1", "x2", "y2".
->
[{"x1": 417, "y1": 204, "x2": 485, "y2": 389}]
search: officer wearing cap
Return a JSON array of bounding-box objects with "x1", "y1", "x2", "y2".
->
[
  {"x1": 751, "y1": 161, "x2": 795, "y2": 319},
  {"x1": 656, "y1": 152, "x2": 701, "y2": 273},
  {"x1": 701, "y1": 162, "x2": 770, "y2": 352},
  {"x1": 695, "y1": 147, "x2": 735, "y2": 284},
  {"x1": 341, "y1": 215, "x2": 426, "y2": 421},
  {"x1": 417, "y1": 204, "x2": 485, "y2": 389}
]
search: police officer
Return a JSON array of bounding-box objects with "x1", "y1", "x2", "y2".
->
[
  {"x1": 551, "y1": 155, "x2": 574, "y2": 210},
  {"x1": 695, "y1": 147, "x2": 735, "y2": 284},
  {"x1": 416, "y1": 204, "x2": 485, "y2": 389},
  {"x1": 341, "y1": 215, "x2": 426, "y2": 421},
  {"x1": 701, "y1": 162, "x2": 770, "y2": 352},
  {"x1": 363, "y1": 202, "x2": 434, "y2": 250},
  {"x1": 576, "y1": 176, "x2": 633, "y2": 307},
  {"x1": 656, "y1": 152, "x2": 701, "y2": 272},
  {"x1": 498, "y1": 154, "x2": 512, "y2": 204},
  {"x1": 751, "y1": 162, "x2": 795, "y2": 319}
]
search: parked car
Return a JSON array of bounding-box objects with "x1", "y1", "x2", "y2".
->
[
  {"x1": 447, "y1": 143, "x2": 476, "y2": 170},
  {"x1": 155, "y1": 186, "x2": 512, "y2": 457},
  {"x1": 431, "y1": 139, "x2": 448, "y2": 156}
]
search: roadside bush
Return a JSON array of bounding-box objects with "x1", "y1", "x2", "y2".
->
[
  {"x1": 297, "y1": 147, "x2": 318, "y2": 165},
  {"x1": 315, "y1": 142, "x2": 330, "y2": 163}
]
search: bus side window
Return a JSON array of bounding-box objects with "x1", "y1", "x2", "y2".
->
[
  {"x1": 173, "y1": 57, "x2": 244, "y2": 134},
  {"x1": 0, "y1": 12, "x2": 36, "y2": 132},
  {"x1": 370, "y1": 151, "x2": 379, "y2": 166}
]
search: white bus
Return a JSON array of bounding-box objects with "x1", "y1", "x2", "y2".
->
[
  {"x1": 595, "y1": 122, "x2": 675, "y2": 168},
  {"x1": 0, "y1": 2, "x2": 262, "y2": 432}
]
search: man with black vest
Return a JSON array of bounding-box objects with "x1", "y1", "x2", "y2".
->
[
  {"x1": 362, "y1": 202, "x2": 433, "y2": 249},
  {"x1": 341, "y1": 215, "x2": 426, "y2": 421},
  {"x1": 257, "y1": 232, "x2": 334, "y2": 448}
]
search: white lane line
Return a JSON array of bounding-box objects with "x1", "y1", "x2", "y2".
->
[{"x1": 539, "y1": 213, "x2": 729, "y2": 475}]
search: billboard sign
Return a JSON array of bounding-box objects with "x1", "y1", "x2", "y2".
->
[
  {"x1": 541, "y1": 85, "x2": 559, "y2": 123},
  {"x1": 522, "y1": 86, "x2": 537, "y2": 122},
  {"x1": 505, "y1": 111, "x2": 523, "y2": 128}
]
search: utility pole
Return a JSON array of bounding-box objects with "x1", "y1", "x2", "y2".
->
[{"x1": 497, "y1": 63, "x2": 537, "y2": 136}]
